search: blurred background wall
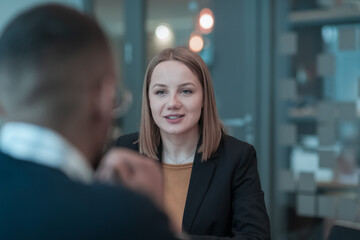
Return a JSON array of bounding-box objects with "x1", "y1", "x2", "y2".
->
[{"x1": 1, "y1": 0, "x2": 360, "y2": 239}]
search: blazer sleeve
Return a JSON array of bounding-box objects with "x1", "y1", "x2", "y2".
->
[
  {"x1": 190, "y1": 145, "x2": 271, "y2": 240},
  {"x1": 231, "y1": 145, "x2": 270, "y2": 239}
]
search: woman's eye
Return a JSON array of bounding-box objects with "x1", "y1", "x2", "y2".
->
[
  {"x1": 155, "y1": 90, "x2": 165, "y2": 95},
  {"x1": 181, "y1": 89, "x2": 192, "y2": 94}
]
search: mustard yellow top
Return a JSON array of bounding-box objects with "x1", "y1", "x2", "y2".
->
[{"x1": 162, "y1": 162, "x2": 193, "y2": 233}]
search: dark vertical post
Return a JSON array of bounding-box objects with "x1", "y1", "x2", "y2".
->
[{"x1": 123, "y1": 0, "x2": 146, "y2": 133}]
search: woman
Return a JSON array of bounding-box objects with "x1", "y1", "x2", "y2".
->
[{"x1": 115, "y1": 47, "x2": 270, "y2": 239}]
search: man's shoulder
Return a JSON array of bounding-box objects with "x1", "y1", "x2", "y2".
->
[
  {"x1": 0, "y1": 151, "x2": 148, "y2": 215},
  {"x1": 57, "y1": 182, "x2": 176, "y2": 240},
  {"x1": 0, "y1": 152, "x2": 176, "y2": 240},
  {"x1": 114, "y1": 132, "x2": 139, "y2": 150}
]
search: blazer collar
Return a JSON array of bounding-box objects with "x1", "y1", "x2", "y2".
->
[
  {"x1": 157, "y1": 135, "x2": 220, "y2": 232},
  {"x1": 182, "y1": 150, "x2": 217, "y2": 232}
]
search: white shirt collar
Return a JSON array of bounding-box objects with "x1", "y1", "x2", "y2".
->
[{"x1": 0, "y1": 122, "x2": 94, "y2": 184}]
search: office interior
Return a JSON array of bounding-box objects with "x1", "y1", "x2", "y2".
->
[{"x1": 1, "y1": 0, "x2": 360, "y2": 239}]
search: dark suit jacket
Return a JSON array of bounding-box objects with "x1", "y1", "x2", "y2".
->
[
  {"x1": 115, "y1": 133, "x2": 271, "y2": 240},
  {"x1": 0, "y1": 151, "x2": 177, "y2": 240}
]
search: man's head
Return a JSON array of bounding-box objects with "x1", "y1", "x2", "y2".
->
[{"x1": 0, "y1": 4, "x2": 116, "y2": 163}]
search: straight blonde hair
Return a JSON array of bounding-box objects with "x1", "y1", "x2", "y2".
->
[{"x1": 139, "y1": 47, "x2": 226, "y2": 161}]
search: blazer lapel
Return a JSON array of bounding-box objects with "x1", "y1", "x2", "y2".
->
[{"x1": 182, "y1": 152, "x2": 217, "y2": 232}]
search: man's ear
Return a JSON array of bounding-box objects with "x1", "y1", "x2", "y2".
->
[{"x1": 96, "y1": 75, "x2": 116, "y2": 118}]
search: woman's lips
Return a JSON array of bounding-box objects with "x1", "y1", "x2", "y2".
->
[{"x1": 164, "y1": 114, "x2": 185, "y2": 123}]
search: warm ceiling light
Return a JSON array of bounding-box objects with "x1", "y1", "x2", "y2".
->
[
  {"x1": 189, "y1": 34, "x2": 204, "y2": 52},
  {"x1": 155, "y1": 25, "x2": 170, "y2": 40},
  {"x1": 198, "y1": 8, "x2": 214, "y2": 33},
  {"x1": 199, "y1": 13, "x2": 213, "y2": 29}
]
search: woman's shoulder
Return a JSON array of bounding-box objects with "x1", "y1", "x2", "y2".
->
[
  {"x1": 114, "y1": 132, "x2": 139, "y2": 150},
  {"x1": 216, "y1": 135, "x2": 257, "y2": 167},
  {"x1": 221, "y1": 134, "x2": 255, "y2": 152}
]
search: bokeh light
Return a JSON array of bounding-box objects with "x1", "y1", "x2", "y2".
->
[
  {"x1": 189, "y1": 33, "x2": 204, "y2": 52},
  {"x1": 155, "y1": 25, "x2": 170, "y2": 40}
]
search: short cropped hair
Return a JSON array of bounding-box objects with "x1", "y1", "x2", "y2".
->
[
  {"x1": 139, "y1": 47, "x2": 226, "y2": 161},
  {"x1": 0, "y1": 4, "x2": 110, "y2": 127}
]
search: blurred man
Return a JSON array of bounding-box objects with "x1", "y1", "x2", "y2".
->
[{"x1": 0, "y1": 4, "x2": 178, "y2": 240}]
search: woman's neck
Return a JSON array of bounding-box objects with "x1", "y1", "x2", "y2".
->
[{"x1": 161, "y1": 128, "x2": 200, "y2": 161}]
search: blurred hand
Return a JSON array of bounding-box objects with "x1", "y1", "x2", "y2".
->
[{"x1": 96, "y1": 148, "x2": 164, "y2": 210}]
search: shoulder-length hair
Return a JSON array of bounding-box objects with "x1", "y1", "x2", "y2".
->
[{"x1": 139, "y1": 47, "x2": 226, "y2": 161}]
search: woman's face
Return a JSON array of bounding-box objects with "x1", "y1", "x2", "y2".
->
[{"x1": 148, "y1": 60, "x2": 203, "y2": 138}]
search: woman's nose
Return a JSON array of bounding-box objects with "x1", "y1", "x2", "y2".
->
[{"x1": 167, "y1": 93, "x2": 181, "y2": 109}]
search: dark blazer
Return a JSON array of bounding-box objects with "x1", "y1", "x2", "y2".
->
[
  {"x1": 0, "y1": 151, "x2": 176, "y2": 240},
  {"x1": 115, "y1": 133, "x2": 271, "y2": 240}
]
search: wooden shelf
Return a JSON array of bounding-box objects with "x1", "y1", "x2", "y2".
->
[
  {"x1": 290, "y1": 8, "x2": 360, "y2": 27},
  {"x1": 317, "y1": 181, "x2": 358, "y2": 192}
]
